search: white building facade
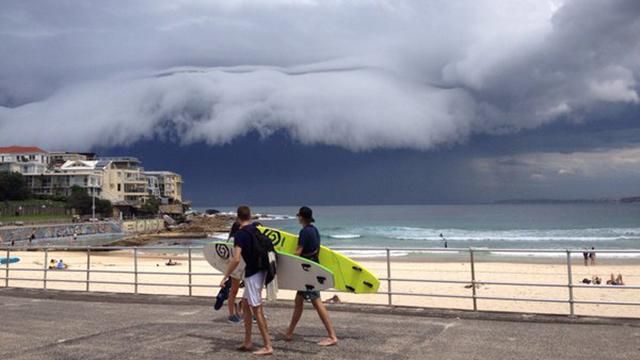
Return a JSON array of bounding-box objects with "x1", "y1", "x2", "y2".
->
[{"x1": 0, "y1": 146, "x2": 183, "y2": 208}]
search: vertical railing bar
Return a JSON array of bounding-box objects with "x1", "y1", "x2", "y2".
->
[
  {"x1": 470, "y1": 249, "x2": 478, "y2": 311},
  {"x1": 43, "y1": 248, "x2": 48, "y2": 290},
  {"x1": 4, "y1": 248, "x2": 9, "y2": 288},
  {"x1": 566, "y1": 249, "x2": 575, "y2": 316},
  {"x1": 86, "y1": 247, "x2": 91, "y2": 292},
  {"x1": 188, "y1": 246, "x2": 193, "y2": 297},
  {"x1": 134, "y1": 247, "x2": 138, "y2": 294},
  {"x1": 386, "y1": 248, "x2": 392, "y2": 306}
]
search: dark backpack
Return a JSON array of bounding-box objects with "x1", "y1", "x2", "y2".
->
[{"x1": 241, "y1": 227, "x2": 277, "y2": 285}]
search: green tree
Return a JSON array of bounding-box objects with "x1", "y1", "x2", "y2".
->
[
  {"x1": 139, "y1": 196, "x2": 161, "y2": 215},
  {"x1": 66, "y1": 186, "x2": 112, "y2": 216},
  {"x1": 96, "y1": 198, "x2": 112, "y2": 217},
  {"x1": 0, "y1": 172, "x2": 31, "y2": 201}
]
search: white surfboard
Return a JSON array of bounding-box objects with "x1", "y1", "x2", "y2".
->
[{"x1": 203, "y1": 242, "x2": 335, "y2": 291}]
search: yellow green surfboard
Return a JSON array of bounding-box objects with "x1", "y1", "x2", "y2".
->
[{"x1": 258, "y1": 226, "x2": 380, "y2": 294}]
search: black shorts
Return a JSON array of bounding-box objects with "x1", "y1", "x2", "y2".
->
[{"x1": 297, "y1": 290, "x2": 321, "y2": 302}]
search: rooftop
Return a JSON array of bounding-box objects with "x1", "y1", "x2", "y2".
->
[
  {"x1": 0, "y1": 146, "x2": 47, "y2": 154},
  {"x1": 98, "y1": 156, "x2": 141, "y2": 164},
  {"x1": 58, "y1": 160, "x2": 108, "y2": 171},
  {"x1": 144, "y1": 171, "x2": 180, "y2": 176}
]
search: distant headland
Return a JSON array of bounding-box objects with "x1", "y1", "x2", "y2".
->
[{"x1": 495, "y1": 197, "x2": 640, "y2": 204}]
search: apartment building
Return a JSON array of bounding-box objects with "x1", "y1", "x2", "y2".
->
[
  {"x1": 100, "y1": 157, "x2": 150, "y2": 206},
  {"x1": 1, "y1": 146, "x2": 183, "y2": 207},
  {"x1": 28, "y1": 160, "x2": 104, "y2": 198},
  {"x1": 144, "y1": 171, "x2": 183, "y2": 203},
  {"x1": 0, "y1": 146, "x2": 49, "y2": 175},
  {"x1": 48, "y1": 151, "x2": 96, "y2": 168}
]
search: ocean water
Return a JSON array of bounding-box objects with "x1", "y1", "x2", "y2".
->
[{"x1": 202, "y1": 204, "x2": 640, "y2": 257}]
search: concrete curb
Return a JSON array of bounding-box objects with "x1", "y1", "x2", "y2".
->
[{"x1": 2, "y1": 287, "x2": 639, "y2": 327}]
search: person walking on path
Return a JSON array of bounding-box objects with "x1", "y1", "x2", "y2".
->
[
  {"x1": 219, "y1": 206, "x2": 273, "y2": 356},
  {"x1": 284, "y1": 206, "x2": 338, "y2": 347}
]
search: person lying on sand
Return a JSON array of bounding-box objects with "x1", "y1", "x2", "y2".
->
[
  {"x1": 165, "y1": 259, "x2": 180, "y2": 266},
  {"x1": 592, "y1": 276, "x2": 602, "y2": 285},
  {"x1": 323, "y1": 295, "x2": 342, "y2": 304},
  {"x1": 607, "y1": 273, "x2": 624, "y2": 286}
]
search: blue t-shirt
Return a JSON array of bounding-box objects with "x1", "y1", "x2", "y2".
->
[
  {"x1": 298, "y1": 225, "x2": 321, "y2": 261},
  {"x1": 234, "y1": 224, "x2": 258, "y2": 277}
]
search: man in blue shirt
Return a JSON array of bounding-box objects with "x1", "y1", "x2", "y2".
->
[
  {"x1": 284, "y1": 206, "x2": 338, "y2": 347},
  {"x1": 220, "y1": 206, "x2": 273, "y2": 356}
]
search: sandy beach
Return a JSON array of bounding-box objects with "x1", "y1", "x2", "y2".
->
[{"x1": 2, "y1": 249, "x2": 639, "y2": 318}]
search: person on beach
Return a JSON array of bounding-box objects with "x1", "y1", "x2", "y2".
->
[
  {"x1": 284, "y1": 206, "x2": 338, "y2": 347},
  {"x1": 219, "y1": 206, "x2": 272, "y2": 356},
  {"x1": 582, "y1": 249, "x2": 589, "y2": 266},
  {"x1": 440, "y1": 233, "x2": 448, "y2": 249},
  {"x1": 607, "y1": 273, "x2": 624, "y2": 286},
  {"x1": 589, "y1": 247, "x2": 596, "y2": 266}
]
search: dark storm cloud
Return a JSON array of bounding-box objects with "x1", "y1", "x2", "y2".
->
[{"x1": 0, "y1": 0, "x2": 638, "y2": 153}]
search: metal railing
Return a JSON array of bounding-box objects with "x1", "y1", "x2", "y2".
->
[{"x1": 1, "y1": 246, "x2": 639, "y2": 317}]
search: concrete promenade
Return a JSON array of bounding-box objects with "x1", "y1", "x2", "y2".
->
[{"x1": 1, "y1": 288, "x2": 639, "y2": 359}]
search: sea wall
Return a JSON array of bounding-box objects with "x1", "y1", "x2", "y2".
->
[
  {"x1": 0, "y1": 218, "x2": 166, "y2": 244},
  {"x1": 0, "y1": 221, "x2": 122, "y2": 243},
  {"x1": 122, "y1": 219, "x2": 164, "y2": 234}
]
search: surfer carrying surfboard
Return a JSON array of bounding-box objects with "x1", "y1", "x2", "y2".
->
[
  {"x1": 284, "y1": 206, "x2": 338, "y2": 347},
  {"x1": 219, "y1": 206, "x2": 273, "y2": 356}
]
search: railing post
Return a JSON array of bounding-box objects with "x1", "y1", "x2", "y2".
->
[
  {"x1": 43, "y1": 248, "x2": 48, "y2": 290},
  {"x1": 188, "y1": 247, "x2": 193, "y2": 297},
  {"x1": 470, "y1": 249, "x2": 478, "y2": 311},
  {"x1": 86, "y1": 247, "x2": 91, "y2": 292},
  {"x1": 4, "y1": 248, "x2": 9, "y2": 288},
  {"x1": 386, "y1": 248, "x2": 392, "y2": 306},
  {"x1": 134, "y1": 247, "x2": 138, "y2": 294},
  {"x1": 566, "y1": 250, "x2": 575, "y2": 316}
]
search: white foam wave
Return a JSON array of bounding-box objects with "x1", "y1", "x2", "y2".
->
[
  {"x1": 337, "y1": 249, "x2": 461, "y2": 258},
  {"x1": 357, "y1": 226, "x2": 640, "y2": 242},
  {"x1": 391, "y1": 236, "x2": 640, "y2": 242},
  {"x1": 255, "y1": 214, "x2": 296, "y2": 221},
  {"x1": 339, "y1": 250, "x2": 410, "y2": 258},
  {"x1": 208, "y1": 233, "x2": 228, "y2": 240},
  {"x1": 490, "y1": 251, "x2": 640, "y2": 258},
  {"x1": 328, "y1": 234, "x2": 362, "y2": 239}
]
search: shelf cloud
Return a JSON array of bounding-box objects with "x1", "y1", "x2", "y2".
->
[{"x1": 0, "y1": 0, "x2": 639, "y2": 151}]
